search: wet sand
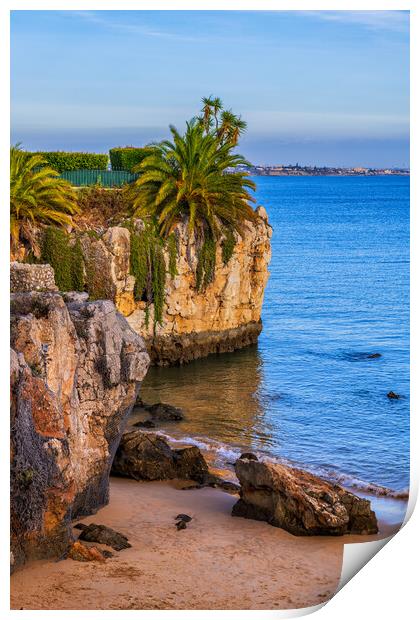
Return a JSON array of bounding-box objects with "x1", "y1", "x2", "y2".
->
[{"x1": 10, "y1": 477, "x2": 402, "y2": 611}]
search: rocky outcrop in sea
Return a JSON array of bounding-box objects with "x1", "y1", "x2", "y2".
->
[{"x1": 80, "y1": 209, "x2": 272, "y2": 365}]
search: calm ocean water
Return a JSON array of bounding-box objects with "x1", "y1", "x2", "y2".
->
[{"x1": 140, "y1": 176, "x2": 410, "y2": 499}]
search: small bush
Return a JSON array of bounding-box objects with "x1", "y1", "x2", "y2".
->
[
  {"x1": 40, "y1": 227, "x2": 85, "y2": 291},
  {"x1": 30, "y1": 151, "x2": 108, "y2": 173},
  {"x1": 109, "y1": 146, "x2": 155, "y2": 171},
  {"x1": 76, "y1": 187, "x2": 130, "y2": 227}
]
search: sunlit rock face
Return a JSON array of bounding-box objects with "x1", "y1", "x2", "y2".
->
[
  {"x1": 10, "y1": 293, "x2": 149, "y2": 570},
  {"x1": 232, "y1": 458, "x2": 378, "y2": 536},
  {"x1": 82, "y1": 207, "x2": 272, "y2": 365}
]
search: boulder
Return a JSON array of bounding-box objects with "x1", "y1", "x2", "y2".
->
[
  {"x1": 75, "y1": 523, "x2": 131, "y2": 551},
  {"x1": 112, "y1": 430, "x2": 209, "y2": 483},
  {"x1": 67, "y1": 541, "x2": 106, "y2": 562},
  {"x1": 232, "y1": 459, "x2": 378, "y2": 536},
  {"x1": 145, "y1": 402, "x2": 184, "y2": 421},
  {"x1": 239, "y1": 452, "x2": 258, "y2": 461},
  {"x1": 10, "y1": 292, "x2": 150, "y2": 570}
]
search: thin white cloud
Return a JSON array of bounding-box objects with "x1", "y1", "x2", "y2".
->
[
  {"x1": 299, "y1": 10, "x2": 409, "y2": 33},
  {"x1": 67, "y1": 10, "x2": 208, "y2": 43}
]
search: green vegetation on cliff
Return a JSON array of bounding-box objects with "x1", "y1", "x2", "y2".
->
[
  {"x1": 10, "y1": 145, "x2": 79, "y2": 257},
  {"x1": 40, "y1": 227, "x2": 84, "y2": 292},
  {"x1": 127, "y1": 220, "x2": 178, "y2": 331}
]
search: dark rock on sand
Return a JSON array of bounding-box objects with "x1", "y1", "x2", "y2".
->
[
  {"x1": 175, "y1": 514, "x2": 192, "y2": 522},
  {"x1": 387, "y1": 391, "x2": 400, "y2": 399},
  {"x1": 112, "y1": 430, "x2": 209, "y2": 482},
  {"x1": 75, "y1": 523, "x2": 131, "y2": 551},
  {"x1": 176, "y1": 520, "x2": 187, "y2": 530},
  {"x1": 232, "y1": 459, "x2": 378, "y2": 536}
]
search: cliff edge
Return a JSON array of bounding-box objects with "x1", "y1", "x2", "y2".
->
[{"x1": 10, "y1": 289, "x2": 149, "y2": 570}]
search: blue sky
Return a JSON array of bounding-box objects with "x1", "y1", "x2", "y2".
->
[{"x1": 10, "y1": 10, "x2": 409, "y2": 167}]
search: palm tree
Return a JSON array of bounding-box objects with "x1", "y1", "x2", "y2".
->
[
  {"x1": 128, "y1": 120, "x2": 256, "y2": 240},
  {"x1": 10, "y1": 145, "x2": 79, "y2": 257},
  {"x1": 201, "y1": 95, "x2": 224, "y2": 132},
  {"x1": 230, "y1": 115, "x2": 248, "y2": 145},
  {"x1": 218, "y1": 111, "x2": 247, "y2": 145}
]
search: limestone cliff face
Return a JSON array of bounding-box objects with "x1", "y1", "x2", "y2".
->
[
  {"x1": 82, "y1": 207, "x2": 272, "y2": 365},
  {"x1": 10, "y1": 292, "x2": 149, "y2": 570}
]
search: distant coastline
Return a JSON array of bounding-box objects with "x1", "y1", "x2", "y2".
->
[{"x1": 233, "y1": 164, "x2": 410, "y2": 176}]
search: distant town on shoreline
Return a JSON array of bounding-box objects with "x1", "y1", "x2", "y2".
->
[{"x1": 234, "y1": 164, "x2": 410, "y2": 176}]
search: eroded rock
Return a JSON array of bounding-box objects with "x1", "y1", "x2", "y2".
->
[
  {"x1": 75, "y1": 523, "x2": 131, "y2": 551},
  {"x1": 68, "y1": 541, "x2": 106, "y2": 562},
  {"x1": 232, "y1": 459, "x2": 378, "y2": 536},
  {"x1": 112, "y1": 430, "x2": 209, "y2": 483},
  {"x1": 10, "y1": 292, "x2": 150, "y2": 570}
]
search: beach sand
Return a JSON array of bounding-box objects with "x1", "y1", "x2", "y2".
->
[{"x1": 10, "y1": 477, "x2": 401, "y2": 611}]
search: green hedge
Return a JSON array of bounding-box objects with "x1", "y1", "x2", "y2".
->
[
  {"x1": 109, "y1": 146, "x2": 155, "y2": 171},
  {"x1": 32, "y1": 151, "x2": 108, "y2": 173}
]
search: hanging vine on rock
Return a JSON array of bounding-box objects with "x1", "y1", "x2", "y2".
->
[
  {"x1": 196, "y1": 233, "x2": 216, "y2": 292},
  {"x1": 221, "y1": 228, "x2": 236, "y2": 265},
  {"x1": 166, "y1": 232, "x2": 178, "y2": 278},
  {"x1": 127, "y1": 219, "x2": 167, "y2": 333}
]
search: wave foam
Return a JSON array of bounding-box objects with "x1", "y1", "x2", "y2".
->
[{"x1": 146, "y1": 430, "x2": 409, "y2": 500}]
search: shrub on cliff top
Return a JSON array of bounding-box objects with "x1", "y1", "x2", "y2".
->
[
  {"x1": 109, "y1": 147, "x2": 156, "y2": 171},
  {"x1": 10, "y1": 145, "x2": 79, "y2": 257},
  {"x1": 76, "y1": 186, "x2": 130, "y2": 229},
  {"x1": 29, "y1": 151, "x2": 108, "y2": 173}
]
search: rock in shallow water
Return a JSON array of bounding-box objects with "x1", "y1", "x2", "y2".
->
[
  {"x1": 232, "y1": 459, "x2": 378, "y2": 536},
  {"x1": 144, "y1": 402, "x2": 184, "y2": 421}
]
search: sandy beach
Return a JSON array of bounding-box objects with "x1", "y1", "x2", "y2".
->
[{"x1": 10, "y1": 477, "x2": 401, "y2": 611}]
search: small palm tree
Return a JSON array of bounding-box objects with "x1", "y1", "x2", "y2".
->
[
  {"x1": 128, "y1": 120, "x2": 256, "y2": 240},
  {"x1": 218, "y1": 110, "x2": 247, "y2": 145},
  {"x1": 201, "y1": 95, "x2": 224, "y2": 132},
  {"x1": 10, "y1": 145, "x2": 79, "y2": 257}
]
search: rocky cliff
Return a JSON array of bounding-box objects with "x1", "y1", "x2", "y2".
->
[
  {"x1": 10, "y1": 291, "x2": 149, "y2": 570},
  {"x1": 81, "y1": 207, "x2": 272, "y2": 365}
]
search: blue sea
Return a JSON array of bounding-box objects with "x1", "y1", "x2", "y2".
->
[{"x1": 140, "y1": 176, "x2": 410, "y2": 505}]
